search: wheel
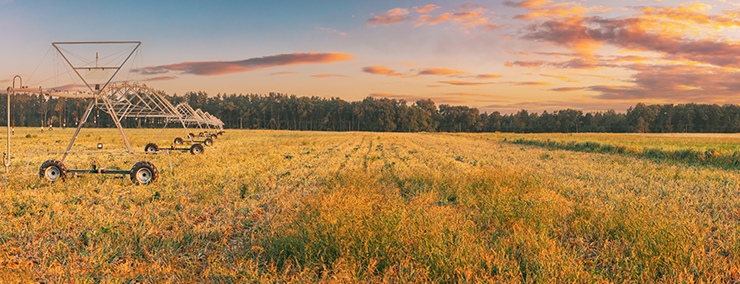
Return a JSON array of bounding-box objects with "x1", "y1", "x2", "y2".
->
[
  {"x1": 174, "y1": 137, "x2": 183, "y2": 145},
  {"x1": 199, "y1": 132, "x2": 204, "y2": 137},
  {"x1": 144, "y1": 143, "x2": 159, "y2": 154},
  {"x1": 39, "y1": 159, "x2": 67, "y2": 182},
  {"x1": 210, "y1": 134, "x2": 217, "y2": 139},
  {"x1": 190, "y1": 143, "x2": 204, "y2": 155},
  {"x1": 204, "y1": 138, "x2": 213, "y2": 146},
  {"x1": 188, "y1": 133, "x2": 195, "y2": 138},
  {"x1": 130, "y1": 161, "x2": 158, "y2": 185}
]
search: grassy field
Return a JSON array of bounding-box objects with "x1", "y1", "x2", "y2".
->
[
  {"x1": 489, "y1": 132, "x2": 740, "y2": 152},
  {"x1": 1, "y1": 128, "x2": 740, "y2": 282}
]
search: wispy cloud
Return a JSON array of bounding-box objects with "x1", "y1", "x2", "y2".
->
[
  {"x1": 476, "y1": 74, "x2": 504, "y2": 79},
  {"x1": 417, "y1": 67, "x2": 470, "y2": 76},
  {"x1": 368, "y1": 4, "x2": 499, "y2": 32},
  {"x1": 513, "y1": 81, "x2": 552, "y2": 86},
  {"x1": 413, "y1": 4, "x2": 440, "y2": 13},
  {"x1": 507, "y1": 1, "x2": 740, "y2": 102},
  {"x1": 588, "y1": 65, "x2": 740, "y2": 102},
  {"x1": 550, "y1": 87, "x2": 583, "y2": 92},
  {"x1": 269, "y1": 71, "x2": 299, "y2": 76},
  {"x1": 362, "y1": 66, "x2": 419, "y2": 78},
  {"x1": 366, "y1": 8, "x2": 411, "y2": 26},
  {"x1": 311, "y1": 74, "x2": 350, "y2": 78},
  {"x1": 136, "y1": 52, "x2": 355, "y2": 76},
  {"x1": 144, "y1": 76, "x2": 177, "y2": 81},
  {"x1": 316, "y1": 25, "x2": 346, "y2": 36},
  {"x1": 540, "y1": 74, "x2": 578, "y2": 82},
  {"x1": 438, "y1": 80, "x2": 495, "y2": 86}
]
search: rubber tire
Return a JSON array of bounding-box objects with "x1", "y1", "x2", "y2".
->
[
  {"x1": 174, "y1": 137, "x2": 183, "y2": 145},
  {"x1": 199, "y1": 132, "x2": 204, "y2": 137},
  {"x1": 210, "y1": 134, "x2": 217, "y2": 139},
  {"x1": 190, "y1": 143, "x2": 205, "y2": 155},
  {"x1": 204, "y1": 138, "x2": 213, "y2": 146},
  {"x1": 144, "y1": 143, "x2": 159, "y2": 154},
  {"x1": 130, "y1": 161, "x2": 158, "y2": 185},
  {"x1": 188, "y1": 133, "x2": 195, "y2": 138},
  {"x1": 39, "y1": 159, "x2": 67, "y2": 182}
]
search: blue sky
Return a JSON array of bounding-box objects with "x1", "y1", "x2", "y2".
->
[{"x1": 2, "y1": 0, "x2": 740, "y2": 113}]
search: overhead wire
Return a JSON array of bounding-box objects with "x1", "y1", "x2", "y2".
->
[{"x1": 24, "y1": 46, "x2": 54, "y2": 87}]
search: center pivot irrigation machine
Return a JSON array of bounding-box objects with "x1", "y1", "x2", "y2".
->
[
  {"x1": 4, "y1": 41, "x2": 225, "y2": 184},
  {"x1": 102, "y1": 82, "x2": 209, "y2": 155}
]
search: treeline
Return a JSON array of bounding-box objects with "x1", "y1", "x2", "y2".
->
[{"x1": 2, "y1": 91, "x2": 740, "y2": 133}]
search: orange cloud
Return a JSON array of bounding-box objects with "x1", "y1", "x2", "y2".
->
[
  {"x1": 506, "y1": 60, "x2": 549, "y2": 68},
  {"x1": 453, "y1": 8, "x2": 490, "y2": 28},
  {"x1": 367, "y1": 8, "x2": 411, "y2": 26},
  {"x1": 144, "y1": 76, "x2": 177, "y2": 81},
  {"x1": 137, "y1": 53, "x2": 355, "y2": 76},
  {"x1": 270, "y1": 71, "x2": 299, "y2": 76},
  {"x1": 522, "y1": 15, "x2": 740, "y2": 67},
  {"x1": 514, "y1": 81, "x2": 552, "y2": 86},
  {"x1": 482, "y1": 24, "x2": 502, "y2": 30},
  {"x1": 550, "y1": 87, "x2": 583, "y2": 92},
  {"x1": 439, "y1": 80, "x2": 494, "y2": 86},
  {"x1": 369, "y1": 4, "x2": 498, "y2": 32},
  {"x1": 507, "y1": 0, "x2": 597, "y2": 21},
  {"x1": 540, "y1": 74, "x2": 578, "y2": 82},
  {"x1": 414, "y1": 13, "x2": 455, "y2": 26},
  {"x1": 311, "y1": 74, "x2": 350, "y2": 78},
  {"x1": 638, "y1": 4, "x2": 740, "y2": 35},
  {"x1": 589, "y1": 64, "x2": 740, "y2": 101},
  {"x1": 476, "y1": 74, "x2": 504, "y2": 79},
  {"x1": 362, "y1": 66, "x2": 419, "y2": 78},
  {"x1": 413, "y1": 4, "x2": 440, "y2": 13},
  {"x1": 417, "y1": 67, "x2": 470, "y2": 76}
]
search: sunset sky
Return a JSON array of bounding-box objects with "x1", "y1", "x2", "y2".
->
[{"x1": 2, "y1": 0, "x2": 740, "y2": 113}]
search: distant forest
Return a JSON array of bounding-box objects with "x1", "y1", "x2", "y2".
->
[{"x1": 2, "y1": 91, "x2": 740, "y2": 133}]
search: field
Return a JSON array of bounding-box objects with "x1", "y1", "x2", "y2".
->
[{"x1": 1, "y1": 128, "x2": 740, "y2": 282}]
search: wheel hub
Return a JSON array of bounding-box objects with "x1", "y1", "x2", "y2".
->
[
  {"x1": 136, "y1": 168, "x2": 153, "y2": 184},
  {"x1": 45, "y1": 167, "x2": 60, "y2": 181}
]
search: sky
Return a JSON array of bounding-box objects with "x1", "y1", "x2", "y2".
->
[{"x1": 1, "y1": 0, "x2": 739, "y2": 114}]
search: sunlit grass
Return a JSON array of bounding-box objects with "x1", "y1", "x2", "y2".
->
[{"x1": 1, "y1": 128, "x2": 739, "y2": 282}]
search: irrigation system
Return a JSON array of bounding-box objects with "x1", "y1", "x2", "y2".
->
[{"x1": 3, "y1": 41, "x2": 225, "y2": 184}]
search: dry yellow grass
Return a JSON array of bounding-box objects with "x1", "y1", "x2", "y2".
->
[{"x1": 1, "y1": 128, "x2": 739, "y2": 282}]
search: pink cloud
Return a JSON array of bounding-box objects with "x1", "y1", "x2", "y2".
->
[
  {"x1": 311, "y1": 74, "x2": 350, "y2": 78},
  {"x1": 136, "y1": 52, "x2": 355, "y2": 76},
  {"x1": 417, "y1": 67, "x2": 470, "y2": 76},
  {"x1": 482, "y1": 24, "x2": 502, "y2": 30},
  {"x1": 367, "y1": 8, "x2": 411, "y2": 26},
  {"x1": 513, "y1": 81, "x2": 552, "y2": 86},
  {"x1": 550, "y1": 87, "x2": 584, "y2": 92},
  {"x1": 269, "y1": 71, "x2": 299, "y2": 76},
  {"x1": 362, "y1": 66, "x2": 419, "y2": 78},
  {"x1": 476, "y1": 74, "x2": 504, "y2": 79},
  {"x1": 439, "y1": 80, "x2": 494, "y2": 86},
  {"x1": 413, "y1": 4, "x2": 440, "y2": 13},
  {"x1": 144, "y1": 76, "x2": 177, "y2": 81},
  {"x1": 414, "y1": 13, "x2": 455, "y2": 26}
]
